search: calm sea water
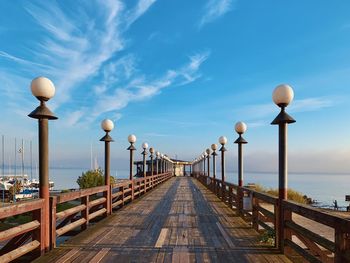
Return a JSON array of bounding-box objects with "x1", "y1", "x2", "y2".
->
[{"x1": 49, "y1": 168, "x2": 350, "y2": 209}]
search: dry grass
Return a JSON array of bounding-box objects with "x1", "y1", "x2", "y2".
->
[{"x1": 252, "y1": 184, "x2": 310, "y2": 204}]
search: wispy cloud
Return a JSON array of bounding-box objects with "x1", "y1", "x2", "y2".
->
[
  {"x1": 90, "y1": 51, "x2": 210, "y2": 119},
  {"x1": 199, "y1": 0, "x2": 235, "y2": 28},
  {"x1": 236, "y1": 97, "x2": 337, "y2": 124}
]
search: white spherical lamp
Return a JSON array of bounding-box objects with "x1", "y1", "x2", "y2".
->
[
  {"x1": 211, "y1": 144, "x2": 217, "y2": 151},
  {"x1": 206, "y1": 148, "x2": 211, "y2": 155},
  {"x1": 101, "y1": 119, "x2": 114, "y2": 132},
  {"x1": 31, "y1": 77, "x2": 56, "y2": 101},
  {"x1": 149, "y1": 147, "x2": 154, "y2": 154},
  {"x1": 272, "y1": 84, "x2": 294, "y2": 107},
  {"x1": 219, "y1": 136, "x2": 227, "y2": 145},
  {"x1": 235, "y1": 121, "x2": 247, "y2": 134},
  {"x1": 128, "y1": 134, "x2": 136, "y2": 143},
  {"x1": 142, "y1": 142, "x2": 148, "y2": 149}
]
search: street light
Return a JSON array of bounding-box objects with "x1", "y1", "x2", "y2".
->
[
  {"x1": 142, "y1": 142, "x2": 148, "y2": 177},
  {"x1": 206, "y1": 148, "x2": 211, "y2": 177},
  {"x1": 271, "y1": 84, "x2": 295, "y2": 200},
  {"x1": 211, "y1": 144, "x2": 218, "y2": 179},
  {"x1": 161, "y1": 153, "x2": 164, "y2": 173},
  {"x1": 127, "y1": 134, "x2": 136, "y2": 180},
  {"x1": 271, "y1": 84, "x2": 295, "y2": 251},
  {"x1": 234, "y1": 122, "x2": 248, "y2": 187},
  {"x1": 100, "y1": 119, "x2": 114, "y2": 215},
  {"x1": 156, "y1": 151, "x2": 160, "y2": 174},
  {"x1": 28, "y1": 76, "x2": 57, "y2": 251},
  {"x1": 149, "y1": 147, "x2": 154, "y2": 176},
  {"x1": 219, "y1": 136, "x2": 227, "y2": 200}
]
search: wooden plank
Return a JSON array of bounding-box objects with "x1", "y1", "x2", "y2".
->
[
  {"x1": 89, "y1": 198, "x2": 106, "y2": 208},
  {"x1": 155, "y1": 228, "x2": 168, "y2": 248},
  {"x1": 56, "y1": 186, "x2": 108, "y2": 204},
  {"x1": 56, "y1": 218, "x2": 86, "y2": 237},
  {"x1": 0, "y1": 220, "x2": 40, "y2": 242},
  {"x1": 56, "y1": 205, "x2": 86, "y2": 220},
  {"x1": 0, "y1": 199, "x2": 44, "y2": 219},
  {"x1": 0, "y1": 240, "x2": 40, "y2": 263},
  {"x1": 88, "y1": 208, "x2": 107, "y2": 220}
]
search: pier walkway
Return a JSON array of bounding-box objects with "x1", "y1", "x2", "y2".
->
[{"x1": 35, "y1": 177, "x2": 289, "y2": 263}]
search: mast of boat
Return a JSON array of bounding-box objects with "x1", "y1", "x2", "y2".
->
[
  {"x1": 14, "y1": 138, "x2": 17, "y2": 179},
  {"x1": 90, "y1": 142, "x2": 93, "y2": 170},
  {"x1": 2, "y1": 135, "x2": 4, "y2": 205},
  {"x1": 21, "y1": 139, "x2": 24, "y2": 184},
  {"x1": 30, "y1": 141, "x2": 33, "y2": 182}
]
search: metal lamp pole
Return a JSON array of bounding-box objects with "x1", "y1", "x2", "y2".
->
[
  {"x1": 234, "y1": 122, "x2": 248, "y2": 187},
  {"x1": 271, "y1": 84, "x2": 296, "y2": 251},
  {"x1": 219, "y1": 136, "x2": 227, "y2": 200},
  {"x1": 142, "y1": 143, "x2": 148, "y2": 178},
  {"x1": 100, "y1": 119, "x2": 114, "y2": 216},
  {"x1": 206, "y1": 148, "x2": 211, "y2": 177},
  {"x1": 211, "y1": 144, "x2": 217, "y2": 179},
  {"x1": 150, "y1": 147, "x2": 154, "y2": 176},
  {"x1": 28, "y1": 77, "x2": 58, "y2": 251},
  {"x1": 127, "y1": 134, "x2": 136, "y2": 180}
]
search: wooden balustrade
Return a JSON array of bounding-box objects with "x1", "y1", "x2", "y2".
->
[
  {"x1": 193, "y1": 172, "x2": 350, "y2": 263},
  {"x1": 0, "y1": 199, "x2": 45, "y2": 262},
  {"x1": 282, "y1": 200, "x2": 350, "y2": 263},
  {"x1": 0, "y1": 172, "x2": 173, "y2": 262}
]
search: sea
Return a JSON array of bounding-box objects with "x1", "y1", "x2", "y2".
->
[{"x1": 48, "y1": 168, "x2": 350, "y2": 210}]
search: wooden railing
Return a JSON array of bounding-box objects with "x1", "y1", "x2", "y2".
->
[
  {"x1": 49, "y1": 185, "x2": 109, "y2": 248},
  {"x1": 0, "y1": 172, "x2": 173, "y2": 262},
  {"x1": 0, "y1": 199, "x2": 45, "y2": 262},
  {"x1": 193, "y1": 172, "x2": 350, "y2": 263}
]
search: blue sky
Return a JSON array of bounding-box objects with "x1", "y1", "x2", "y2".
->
[{"x1": 1, "y1": 0, "x2": 350, "y2": 173}]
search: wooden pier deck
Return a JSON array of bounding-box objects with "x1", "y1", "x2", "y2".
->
[{"x1": 35, "y1": 177, "x2": 290, "y2": 263}]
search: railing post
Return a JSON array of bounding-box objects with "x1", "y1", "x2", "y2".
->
[
  {"x1": 228, "y1": 186, "x2": 233, "y2": 208},
  {"x1": 81, "y1": 195, "x2": 89, "y2": 231},
  {"x1": 33, "y1": 202, "x2": 45, "y2": 256},
  {"x1": 252, "y1": 193, "x2": 259, "y2": 231},
  {"x1": 122, "y1": 185, "x2": 125, "y2": 206},
  {"x1": 49, "y1": 196, "x2": 57, "y2": 250},
  {"x1": 131, "y1": 180, "x2": 134, "y2": 201},
  {"x1": 335, "y1": 226, "x2": 350, "y2": 263}
]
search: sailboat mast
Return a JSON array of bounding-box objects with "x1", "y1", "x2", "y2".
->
[
  {"x1": 14, "y1": 138, "x2": 17, "y2": 178},
  {"x1": 30, "y1": 141, "x2": 33, "y2": 182},
  {"x1": 2, "y1": 135, "x2": 4, "y2": 204},
  {"x1": 21, "y1": 139, "x2": 24, "y2": 182}
]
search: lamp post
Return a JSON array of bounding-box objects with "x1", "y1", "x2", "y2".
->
[
  {"x1": 156, "y1": 151, "x2": 160, "y2": 174},
  {"x1": 206, "y1": 148, "x2": 211, "y2": 177},
  {"x1": 211, "y1": 144, "x2": 218, "y2": 179},
  {"x1": 219, "y1": 136, "x2": 227, "y2": 200},
  {"x1": 28, "y1": 76, "x2": 57, "y2": 251},
  {"x1": 271, "y1": 84, "x2": 295, "y2": 251},
  {"x1": 234, "y1": 122, "x2": 248, "y2": 187},
  {"x1": 127, "y1": 134, "x2": 136, "y2": 180},
  {"x1": 142, "y1": 142, "x2": 148, "y2": 177},
  {"x1": 100, "y1": 119, "x2": 114, "y2": 216},
  {"x1": 161, "y1": 154, "x2": 164, "y2": 173},
  {"x1": 150, "y1": 147, "x2": 154, "y2": 176},
  {"x1": 203, "y1": 152, "x2": 207, "y2": 176}
]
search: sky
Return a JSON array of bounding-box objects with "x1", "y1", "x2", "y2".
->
[{"x1": 0, "y1": 0, "x2": 350, "y2": 174}]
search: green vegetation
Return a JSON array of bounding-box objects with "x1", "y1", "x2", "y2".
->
[
  {"x1": 252, "y1": 184, "x2": 312, "y2": 204},
  {"x1": 77, "y1": 168, "x2": 116, "y2": 189},
  {"x1": 258, "y1": 229, "x2": 275, "y2": 246}
]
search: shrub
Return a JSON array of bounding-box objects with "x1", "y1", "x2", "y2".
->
[{"x1": 77, "y1": 168, "x2": 116, "y2": 189}]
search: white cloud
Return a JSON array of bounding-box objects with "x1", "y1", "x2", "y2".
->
[{"x1": 199, "y1": 0, "x2": 235, "y2": 28}]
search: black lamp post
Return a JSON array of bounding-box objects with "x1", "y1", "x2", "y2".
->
[
  {"x1": 141, "y1": 142, "x2": 149, "y2": 177},
  {"x1": 219, "y1": 136, "x2": 227, "y2": 200},
  {"x1": 206, "y1": 148, "x2": 211, "y2": 177},
  {"x1": 211, "y1": 144, "x2": 218, "y2": 179},
  {"x1": 149, "y1": 147, "x2": 154, "y2": 176},
  {"x1": 127, "y1": 134, "x2": 136, "y2": 180},
  {"x1": 28, "y1": 76, "x2": 58, "y2": 251},
  {"x1": 234, "y1": 122, "x2": 248, "y2": 187},
  {"x1": 156, "y1": 151, "x2": 160, "y2": 174},
  {"x1": 100, "y1": 119, "x2": 114, "y2": 216},
  {"x1": 271, "y1": 84, "x2": 296, "y2": 251}
]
